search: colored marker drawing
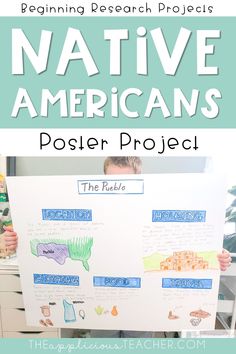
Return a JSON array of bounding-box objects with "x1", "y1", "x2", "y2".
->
[
  {"x1": 37, "y1": 243, "x2": 69, "y2": 265},
  {"x1": 63, "y1": 300, "x2": 76, "y2": 323},
  {"x1": 160, "y1": 251, "x2": 208, "y2": 271},
  {"x1": 143, "y1": 250, "x2": 218, "y2": 272},
  {"x1": 190, "y1": 309, "x2": 211, "y2": 319},
  {"x1": 30, "y1": 237, "x2": 93, "y2": 271}
]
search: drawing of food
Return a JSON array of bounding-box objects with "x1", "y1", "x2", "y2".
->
[
  {"x1": 190, "y1": 309, "x2": 211, "y2": 319},
  {"x1": 40, "y1": 305, "x2": 51, "y2": 317},
  {"x1": 45, "y1": 319, "x2": 54, "y2": 326},
  {"x1": 39, "y1": 318, "x2": 54, "y2": 326},
  {"x1": 111, "y1": 306, "x2": 118, "y2": 316},
  {"x1": 30, "y1": 237, "x2": 93, "y2": 271},
  {"x1": 160, "y1": 251, "x2": 209, "y2": 271},
  {"x1": 190, "y1": 318, "x2": 201, "y2": 326},
  {"x1": 95, "y1": 306, "x2": 104, "y2": 315},
  {"x1": 168, "y1": 310, "x2": 179, "y2": 320},
  {"x1": 39, "y1": 319, "x2": 47, "y2": 327}
]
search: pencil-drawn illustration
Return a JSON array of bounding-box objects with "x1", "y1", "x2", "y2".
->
[
  {"x1": 37, "y1": 243, "x2": 69, "y2": 265},
  {"x1": 40, "y1": 305, "x2": 50, "y2": 317},
  {"x1": 63, "y1": 299, "x2": 76, "y2": 323},
  {"x1": 168, "y1": 310, "x2": 179, "y2": 320},
  {"x1": 160, "y1": 251, "x2": 208, "y2": 271},
  {"x1": 39, "y1": 318, "x2": 54, "y2": 327},
  {"x1": 30, "y1": 237, "x2": 93, "y2": 271},
  {"x1": 111, "y1": 305, "x2": 118, "y2": 316},
  {"x1": 190, "y1": 309, "x2": 211, "y2": 319},
  {"x1": 144, "y1": 250, "x2": 218, "y2": 272},
  {"x1": 95, "y1": 305, "x2": 104, "y2": 315},
  {"x1": 189, "y1": 308, "x2": 211, "y2": 326},
  {"x1": 45, "y1": 318, "x2": 54, "y2": 326},
  {"x1": 67, "y1": 238, "x2": 93, "y2": 271},
  {"x1": 39, "y1": 319, "x2": 47, "y2": 327},
  {"x1": 79, "y1": 309, "x2": 85, "y2": 320},
  {"x1": 190, "y1": 318, "x2": 201, "y2": 326},
  {"x1": 95, "y1": 305, "x2": 119, "y2": 317}
]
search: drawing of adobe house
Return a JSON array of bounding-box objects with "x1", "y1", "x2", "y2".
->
[{"x1": 160, "y1": 251, "x2": 209, "y2": 271}]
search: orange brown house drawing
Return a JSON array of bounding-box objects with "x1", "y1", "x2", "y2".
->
[{"x1": 160, "y1": 251, "x2": 209, "y2": 271}]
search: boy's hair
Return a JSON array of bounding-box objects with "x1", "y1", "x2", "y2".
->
[{"x1": 103, "y1": 157, "x2": 142, "y2": 174}]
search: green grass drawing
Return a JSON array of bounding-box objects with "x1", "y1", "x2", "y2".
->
[
  {"x1": 30, "y1": 239, "x2": 40, "y2": 256},
  {"x1": 67, "y1": 237, "x2": 93, "y2": 271},
  {"x1": 143, "y1": 253, "x2": 167, "y2": 271},
  {"x1": 197, "y1": 251, "x2": 218, "y2": 268}
]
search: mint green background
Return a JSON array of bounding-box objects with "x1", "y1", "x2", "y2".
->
[
  {"x1": 0, "y1": 338, "x2": 236, "y2": 354},
  {"x1": 0, "y1": 17, "x2": 235, "y2": 128}
]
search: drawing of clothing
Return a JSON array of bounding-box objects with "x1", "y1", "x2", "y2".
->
[{"x1": 63, "y1": 300, "x2": 76, "y2": 322}]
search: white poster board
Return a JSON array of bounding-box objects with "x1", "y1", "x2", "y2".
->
[{"x1": 6, "y1": 174, "x2": 226, "y2": 331}]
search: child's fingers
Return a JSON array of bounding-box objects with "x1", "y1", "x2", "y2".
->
[
  {"x1": 5, "y1": 240, "x2": 17, "y2": 247},
  {"x1": 3, "y1": 231, "x2": 17, "y2": 237},
  {"x1": 220, "y1": 260, "x2": 231, "y2": 267},
  {"x1": 6, "y1": 244, "x2": 17, "y2": 250},
  {"x1": 222, "y1": 248, "x2": 230, "y2": 255},
  {"x1": 217, "y1": 249, "x2": 232, "y2": 271},
  {"x1": 4, "y1": 235, "x2": 17, "y2": 243},
  {"x1": 217, "y1": 250, "x2": 231, "y2": 259},
  {"x1": 217, "y1": 254, "x2": 232, "y2": 262},
  {"x1": 3, "y1": 225, "x2": 14, "y2": 232},
  {"x1": 220, "y1": 266, "x2": 227, "y2": 271}
]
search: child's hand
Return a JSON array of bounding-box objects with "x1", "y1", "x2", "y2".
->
[
  {"x1": 3, "y1": 226, "x2": 18, "y2": 251},
  {"x1": 217, "y1": 249, "x2": 231, "y2": 271}
]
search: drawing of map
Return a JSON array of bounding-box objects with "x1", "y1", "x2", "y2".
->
[{"x1": 30, "y1": 237, "x2": 93, "y2": 271}]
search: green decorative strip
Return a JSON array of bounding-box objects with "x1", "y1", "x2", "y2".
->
[
  {"x1": 0, "y1": 338, "x2": 236, "y2": 354},
  {"x1": 0, "y1": 17, "x2": 236, "y2": 128}
]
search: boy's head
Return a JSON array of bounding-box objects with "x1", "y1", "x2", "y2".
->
[{"x1": 104, "y1": 157, "x2": 142, "y2": 175}]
